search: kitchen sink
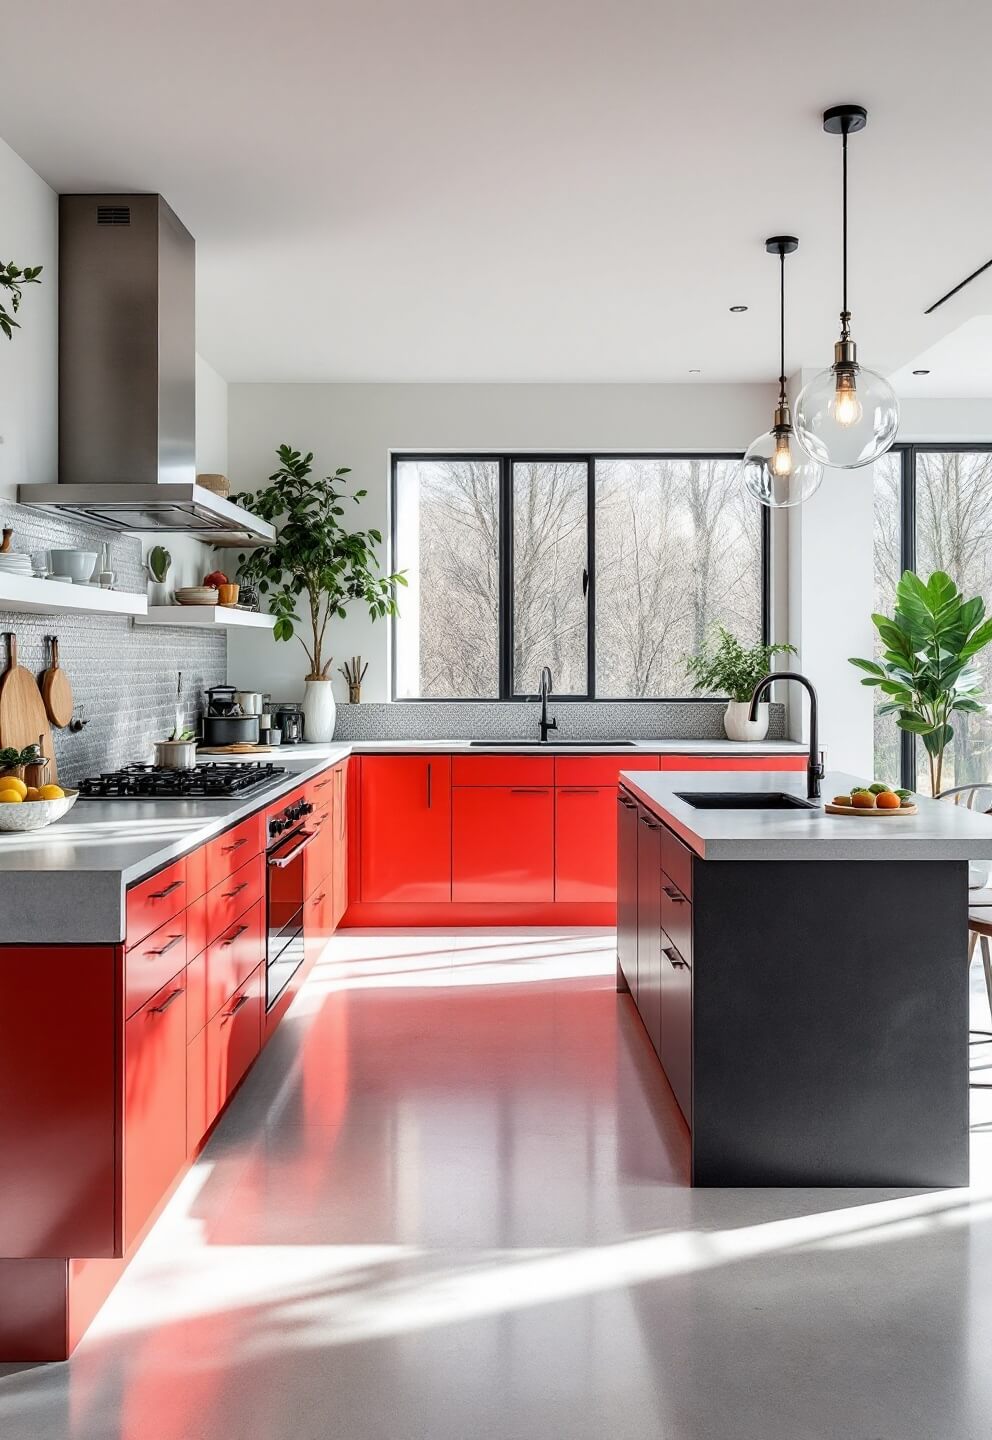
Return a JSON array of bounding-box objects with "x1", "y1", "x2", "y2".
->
[
  {"x1": 675, "y1": 791, "x2": 818, "y2": 811},
  {"x1": 469, "y1": 738, "x2": 636, "y2": 747}
]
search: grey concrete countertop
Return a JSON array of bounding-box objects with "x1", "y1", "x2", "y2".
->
[
  {"x1": 621, "y1": 768, "x2": 992, "y2": 862},
  {"x1": 254, "y1": 737, "x2": 808, "y2": 758}
]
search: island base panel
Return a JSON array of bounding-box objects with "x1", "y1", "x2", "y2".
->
[{"x1": 691, "y1": 858, "x2": 969, "y2": 1187}]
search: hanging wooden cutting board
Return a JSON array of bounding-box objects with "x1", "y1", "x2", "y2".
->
[
  {"x1": 40, "y1": 636, "x2": 74, "y2": 729},
  {"x1": 0, "y1": 633, "x2": 57, "y2": 781}
]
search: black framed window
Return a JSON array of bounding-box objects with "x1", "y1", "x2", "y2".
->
[
  {"x1": 873, "y1": 444, "x2": 992, "y2": 789},
  {"x1": 392, "y1": 453, "x2": 769, "y2": 701}
]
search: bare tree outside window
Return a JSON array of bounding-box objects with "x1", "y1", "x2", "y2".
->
[
  {"x1": 872, "y1": 450, "x2": 902, "y2": 781},
  {"x1": 596, "y1": 459, "x2": 761, "y2": 696},
  {"x1": 512, "y1": 461, "x2": 587, "y2": 694},
  {"x1": 915, "y1": 450, "x2": 992, "y2": 788},
  {"x1": 393, "y1": 453, "x2": 764, "y2": 700},
  {"x1": 394, "y1": 459, "x2": 500, "y2": 698}
]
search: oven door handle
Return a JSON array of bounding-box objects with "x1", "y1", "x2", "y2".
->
[{"x1": 267, "y1": 831, "x2": 316, "y2": 868}]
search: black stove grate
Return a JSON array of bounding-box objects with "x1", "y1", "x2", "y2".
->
[{"x1": 77, "y1": 762, "x2": 287, "y2": 800}]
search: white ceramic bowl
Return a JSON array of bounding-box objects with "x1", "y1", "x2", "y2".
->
[
  {"x1": 50, "y1": 549, "x2": 97, "y2": 583},
  {"x1": 0, "y1": 788, "x2": 79, "y2": 832}
]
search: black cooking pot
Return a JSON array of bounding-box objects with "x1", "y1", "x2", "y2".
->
[
  {"x1": 201, "y1": 713, "x2": 260, "y2": 746},
  {"x1": 205, "y1": 685, "x2": 240, "y2": 717}
]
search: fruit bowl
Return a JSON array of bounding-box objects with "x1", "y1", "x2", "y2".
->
[{"x1": 0, "y1": 789, "x2": 79, "y2": 832}]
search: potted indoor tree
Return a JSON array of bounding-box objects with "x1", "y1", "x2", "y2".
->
[
  {"x1": 850, "y1": 569, "x2": 992, "y2": 795},
  {"x1": 686, "y1": 628, "x2": 797, "y2": 741},
  {"x1": 232, "y1": 445, "x2": 405, "y2": 741}
]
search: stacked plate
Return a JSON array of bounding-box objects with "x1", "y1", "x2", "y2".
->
[
  {"x1": 0, "y1": 552, "x2": 34, "y2": 578},
  {"x1": 175, "y1": 586, "x2": 220, "y2": 606}
]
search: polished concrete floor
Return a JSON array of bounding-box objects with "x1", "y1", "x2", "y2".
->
[{"x1": 4, "y1": 928, "x2": 992, "y2": 1439}]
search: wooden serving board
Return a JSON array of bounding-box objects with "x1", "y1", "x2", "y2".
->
[
  {"x1": 40, "y1": 636, "x2": 74, "y2": 729},
  {"x1": 198, "y1": 743, "x2": 274, "y2": 755},
  {"x1": 0, "y1": 633, "x2": 57, "y2": 781},
  {"x1": 824, "y1": 802, "x2": 918, "y2": 816}
]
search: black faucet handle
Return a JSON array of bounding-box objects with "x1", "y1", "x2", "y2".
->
[{"x1": 548, "y1": 717, "x2": 558, "y2": 732}]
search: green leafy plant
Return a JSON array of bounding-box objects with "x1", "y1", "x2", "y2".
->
[
  {"x1": 850, "y1": 570, "x2": 992, "y2": 795},
  {"x1": 0, "y1": 260, "x2": 43, "y2": 340},
  {"x1": 686, "y1": 627, "x2": 797, "y2": 703},
  {"x1": 232, "y1": 444, "x2": 406, "y2": 679},
  {"x1": 146, "y1": 545, "x2": 172, "y2": 583},
  {"x1": 0, "y1": 744, "x2": 42, "y2": 773}
]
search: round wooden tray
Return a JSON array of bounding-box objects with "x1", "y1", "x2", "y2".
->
[{"x1": 824, "y1": 802, "x2": 918, "y2": 816}]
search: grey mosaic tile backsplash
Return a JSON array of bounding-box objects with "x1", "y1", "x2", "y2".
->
[
  {"x1": 0, "y1": 501, "x2": 225, "y2": 785},
  {"x1": 334, "y1": 699, "x2": 786, "y2": 742}
]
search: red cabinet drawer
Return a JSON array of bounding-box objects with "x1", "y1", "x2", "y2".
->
[
  {"x1": 126, "y1": 857, "x2": 188, "y2": 949},
  {"x1": 304, "y1": 881, "x2": 333, "y2": 966},
  {"x1": 204, "y1": 813, "x2": 264, "y2": 890},
  {"x1": 309, "y1": 768, "x2": 335, "y2": 813},
  {"x1": 187, "y1": 1026, "x2": 207, "y2": 1154},
  {"x1": 659, "y1": 754, "x2": 806, "y2": 772},
  {"x1": 123, "y1": 974, "x2": 187, "y2": 1249},
  {"x1": 555, "y1": 754, "x2": 659, "y2": 786},
  {"x1": 452, "y1": 785, "x2": 554, "y2": 902},
  {"x1": 360, "y1": 755, "x2": 451, "y2": 902},
  {"x1": 205, "y1": 963, "x2": 264, "y2": 1123},
  {"x1": 555, "y1": 786, "x2": 619, "y2": 902},
  {"x1": 205, "y1": 898, "x2": 265, "y2": 1024},
  {"x1": 186, "y1": 893, "x2": 207, "y2": 967},
  {"x1": 452, "y1": 755, "x2": 554, "y2": 786},
  {"x1": 125, "y1": 915, "x2": 187, "y2": 1020},
  {"x1": 305, "y1": 808, "x2": 334, "y2": 896},
  {"x1": 205, "y1": 852, "x2": 265, "y2": 945},
  {"x1": 186, "y1": 946, "x2": 207, "y2": 1042},
  {"x1": 186, "y1": 844, "x2": 207, "y2": 903}
]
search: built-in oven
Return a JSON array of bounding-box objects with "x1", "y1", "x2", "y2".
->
[{"x1": 265, "y1": 794, "x2": 315, "y2": 1008}]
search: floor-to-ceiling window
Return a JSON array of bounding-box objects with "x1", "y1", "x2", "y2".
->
[
  {"x1": 392, "y1": 454, "x2": 768, "y2": 700},
  {"x1": 873, "y1": 445, "x2": 992, "y2": 788}
]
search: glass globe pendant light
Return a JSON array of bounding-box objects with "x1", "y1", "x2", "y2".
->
[
  {"x1": 794, "y1": 105, "x2": 899, "y2": 469},
  {"x1": 740, "y1": 236, "x2": 823, "y2": 508}
]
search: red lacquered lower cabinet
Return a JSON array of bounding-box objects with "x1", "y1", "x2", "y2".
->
[
  {"x1": 555, "y1": 786, "x2": 620, "y2": 902},
  {"x1": 123, "y1": 973, "x2": 188, "y2": 1249},
  {"x1": 187, "y1": 1026, "x2": 208, "y2": 1155},
  {"x1": 204, "y1": 898, "x2": 265, "y2": 1023},
  {"x1": 452, "y1": 786, "x2": 554, "y2": 902},
  {"x1": 205, "y1": 963, "x2": 264, "y2": 1124},
  {"x1": 360, "y1": 755, "x2": 451, "y2": 902},
  {"x1": 332, "y1": 761, "x2": 348, "y2": 927},
  {"x1": 305, "y1": 882, "x2": 333, "y2": 966}
]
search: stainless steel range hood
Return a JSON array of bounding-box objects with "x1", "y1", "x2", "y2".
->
[{"x1": 19, "y1": 194, "x2": 273, "y2": 545}]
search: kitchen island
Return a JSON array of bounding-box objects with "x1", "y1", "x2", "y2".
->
[{"x1": 617, "y1": 768, "x2": 992, "y2": 1188}]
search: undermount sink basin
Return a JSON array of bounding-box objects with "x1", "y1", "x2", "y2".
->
[
  {"x1": 469, "y1": 738, "x2": 636, "y2": 747},
  {"x1": 675, "y1": 791, "x2": 818, "y2": 811}
]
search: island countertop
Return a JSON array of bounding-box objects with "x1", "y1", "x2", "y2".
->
[{"x1": 620, "y1": 768, "x2": 992, "y2": 862}]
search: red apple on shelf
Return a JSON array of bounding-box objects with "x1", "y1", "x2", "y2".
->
[{"x1": 203, "y1": 569, "x2": 229, "y2": 588}]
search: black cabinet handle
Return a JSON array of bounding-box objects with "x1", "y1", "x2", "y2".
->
[
  {"x1": 222, "y1": 881, "x2": 250, "y2": 899},
  {"x1": 222, "y1": 836, "x2": 249, "y2": 854},
  {"x1": 618, "y1": 797, "x2": 636, "y2": 809},
  {"x1": 663, "y1": 945, "x2": 688, "y2": 970},
  {"x1": 663, "y1": 884, "x2": 686, "y2": 903},
  {"x1": 427, "y1": 762, "x2": 432, "y2": 809},
  {"x1": 640, "y1": 815, "x2": 660, "y2": 829},
  {"x1": 224, "y1": 993, "x2": 251, "y2": 1018},
  {"x1": 221, "y1": 923, "x2": 249, "y2": 948},
  {"x1": 149, "y1": 879, "x2": 185, "y2": 900},
  {"x1": 150, "y1": 987, "x2": 185, "y2": 1014},
  {"x1": 511, "y1": 788, "x2": 550, "y2": 794},
  {"x1": 147, "y1": 933, "x2": 183, "y2": 958},
  {"x1": 560, "y1": 787, "x2": 598, "y2": 794}
]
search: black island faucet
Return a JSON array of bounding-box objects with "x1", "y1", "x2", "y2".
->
[{"x1": 749, "y1": 670, "x2": 825, "y2": 799}]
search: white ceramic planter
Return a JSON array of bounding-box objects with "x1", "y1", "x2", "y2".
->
[
  {"x1": 724, "y1": 700, "x2": 769, "y2": 742},
  {"x1": 302, "y1": 678, "x2": 337, "y2": 742}
]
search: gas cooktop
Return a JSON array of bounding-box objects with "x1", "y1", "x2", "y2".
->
[{"x1": 77, "y1": 762, "x2": 288, "y2": 801}]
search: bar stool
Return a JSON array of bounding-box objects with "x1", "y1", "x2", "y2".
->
[{"x1": 939, "y1": 784, "x2": 992, "y2": 1087}]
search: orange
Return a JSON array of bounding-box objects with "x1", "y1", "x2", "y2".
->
[
  {"x1": 851, "y1": 790, "x2": 876, "y2": 809},
  {"x1": 24, "y1": 787, "x2": 40, "y2": 801},
  {"x1": 37, "y1": 784, "x2": 65, "y2": 801},
  {"x1": 0, "y1": 776, "x2": 27, "y2": 799},
  {"x1": 876, "y1": 790, "x2": 901, "y2": 810},
  {"x1": 0, "y1": 790, "x2": 24, "y2": 804}
]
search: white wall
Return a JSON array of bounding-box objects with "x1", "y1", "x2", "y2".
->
[
  {"x1": 226, "y1": 381, "x2": 776, "y2": 702},
  {"x1": 0, "y1": 137, "x2": 57, "y2": 501}
]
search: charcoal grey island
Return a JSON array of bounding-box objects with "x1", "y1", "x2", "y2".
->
[{"x1": 617, "y1": 768, "x2": 992, "y2": 1187}]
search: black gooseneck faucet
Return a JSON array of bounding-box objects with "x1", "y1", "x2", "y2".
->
[
  {"x1": 538, "y1": 666, "x2": 558, "y2": 744},
  {"x1": 749, "y1": 670, "x2": 825, "y2": 800}
]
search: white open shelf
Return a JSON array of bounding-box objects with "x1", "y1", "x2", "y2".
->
[
  {"x1": 135, "y1": 605, "x2": 276, "y2": 630},
  {"x1": 0, "y1": 573, "x2": 148, "y2": 617}
]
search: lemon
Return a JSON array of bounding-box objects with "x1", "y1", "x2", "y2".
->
[
  {"x1": 0, "y1": 776, "x2": 27, "y2": 799},
  {"x1": 37, "y1": 784, "x2": 65, "y2": 801},
  {"x1": 0, "y1": 790, "x2": 24, "y2": 804}
]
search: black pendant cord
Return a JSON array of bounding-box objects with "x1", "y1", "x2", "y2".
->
[
  {"x1": 841, "y1": 129, "x2": 850, "y2": 338},
  {"x1": 778, "y1": 250, "x2": 787, "y2": 405}
]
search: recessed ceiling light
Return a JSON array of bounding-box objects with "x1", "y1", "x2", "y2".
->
[
  {"x1": 729, "y1": 304, "x2": 748, "y2": 313},
  {"x1": 689, "y1": 368, "x2": 701, "y2": 375},
  {"x1": 912, "y1": 368, "x2": 930, "y2": 376}
]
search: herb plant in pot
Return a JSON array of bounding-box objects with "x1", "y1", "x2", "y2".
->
[
  {"x1": 233, "y1": 445, "x2": 406, "y2": 742},
  {"x1": 686, "y1": 628, "x2": 798, "y2": 741}
]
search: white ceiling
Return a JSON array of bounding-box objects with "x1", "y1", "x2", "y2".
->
[{"x1": 1, "y1": 0, "x2": 991, "y2": 386}]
